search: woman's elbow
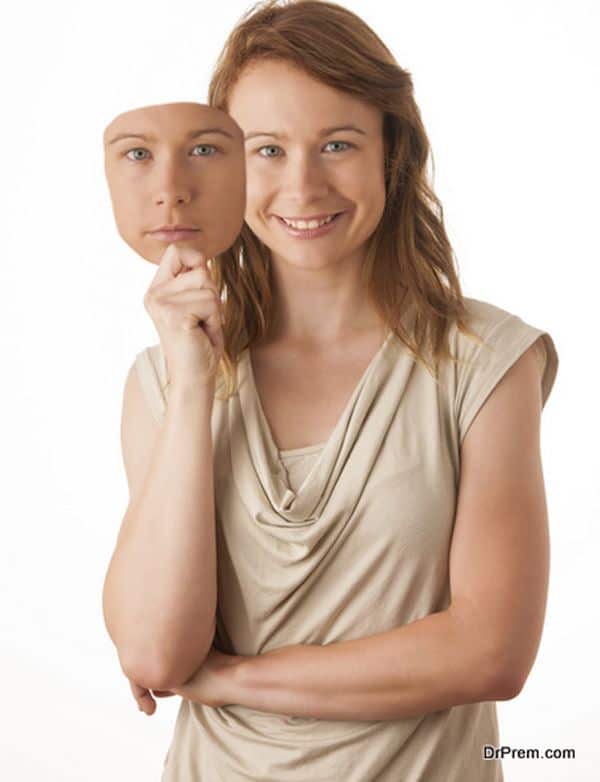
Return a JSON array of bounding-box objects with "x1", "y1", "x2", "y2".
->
[
  {"x1": 123, "y1": 622, "x2": 216, "y2": 691},
  {"x1": 481, "y1": 648, "x2": 530, "y2": 702}
]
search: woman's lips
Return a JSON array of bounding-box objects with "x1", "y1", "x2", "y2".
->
[{"x1": 274, "y1": 211, "x2": 346, "y2": 239}]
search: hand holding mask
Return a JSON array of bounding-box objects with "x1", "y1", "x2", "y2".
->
[{"x1": 103, "y1": 102, "x2": 246, "y2": 386}]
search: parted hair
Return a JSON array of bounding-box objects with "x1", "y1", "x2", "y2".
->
[{"x1": 199, "y1": 0, "x2": 484, "y2": 400}]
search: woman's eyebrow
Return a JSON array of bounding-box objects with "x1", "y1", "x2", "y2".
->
[{"x1": 244, "y1": 124, "x2": 367, "y2": 141}]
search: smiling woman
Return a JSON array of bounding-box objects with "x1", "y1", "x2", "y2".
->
[
  {"x1": 126, "y1": 2, "x2": 559, "y2": 781},
  {"x1": 203, "y1": 6, "x2": 492, "y2": 399},
  {"x1": 230, "y1": 67, "x2": 387, "y2": 268}
]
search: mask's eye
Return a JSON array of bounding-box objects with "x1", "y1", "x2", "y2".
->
[
  {"x1": 191, "y1": 144, "x2": 219, "y2": 156},
  {"x1": 125, "y1": 148, "x2": 149, "y2": 161},
  {"x1": 124, "y1": 144, "x2": 219, "y2": 161}
]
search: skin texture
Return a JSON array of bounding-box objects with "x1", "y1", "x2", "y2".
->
[
  {"x1": 124, "y1": 63, "x2": 550, "y2": 719},
  {"x1": 228, "y1": 59, "x2": 390, "y2": 345},
  {"x1": 103, "y1": 102, "x2": 246, "y2": 265}
]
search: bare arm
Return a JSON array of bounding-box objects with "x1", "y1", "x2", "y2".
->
[
  {"x1": 102, "y1": 363, "x2": 217, "y2": 691},
  {"x1": 179, "y1": 343, "x2": 549, "y2": 719}
]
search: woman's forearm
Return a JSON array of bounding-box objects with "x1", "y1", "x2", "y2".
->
[
  {"x1": 103, "y1": 378, "x2": 217, "y2": 691},
  {"x1": 228, "y1": 608, "x2": 511, "y2": 721}
]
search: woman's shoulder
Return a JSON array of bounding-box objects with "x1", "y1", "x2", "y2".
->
[
  {"x1": 454, "y1": 295, "x2": 515, "y2": 335},
  {"x1": 447, "y1": 295, "x2": 548, "y2": 361},
  {"x1": 446, "y1": 295, "x2": 559, "y2": 444}
]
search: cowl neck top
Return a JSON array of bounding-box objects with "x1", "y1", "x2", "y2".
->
[
  {"x1": 278, "y1": 442, "x2": 326, "y2": 495},
  {"x1": 231, "y1": 326, "x2": 405, "y2": 525},
  {"x1": 133, "y1": 296, "x2": 559, "y2": 782}
]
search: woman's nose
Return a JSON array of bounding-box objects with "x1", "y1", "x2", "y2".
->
[{"x1": 281, "y1": 153, "x2": 329, "y2": 199}]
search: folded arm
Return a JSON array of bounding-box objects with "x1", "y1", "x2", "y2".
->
[{"x1": 179, "y1": 344, "x2": 550, "y2": 721}]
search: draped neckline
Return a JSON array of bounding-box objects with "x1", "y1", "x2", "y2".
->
[{"x1": 228, "y1": 299, "x2": 416, "y2": 526}]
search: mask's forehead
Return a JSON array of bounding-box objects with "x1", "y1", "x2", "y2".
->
[{"x1": 102, "y1": 102, "x2": 242, "y2": 147}]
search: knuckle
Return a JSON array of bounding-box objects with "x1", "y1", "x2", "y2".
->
[
  {"x1": 144, "y1": 287, "x2": 162, "y2": 310},
  {"x1": 203, "y1": 286, "x2": 220, "y2": 302}
]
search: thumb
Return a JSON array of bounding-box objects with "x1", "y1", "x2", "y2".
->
[{"x1": 149, "y1": 243, "x2": 183, "y2": 287}]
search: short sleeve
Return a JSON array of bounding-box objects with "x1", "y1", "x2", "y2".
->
[
  {"x1": 454, "y1": 302, "x2": 559, "y2": 446},
  {"x1": 134, "y1": 343, "x2": 169, "y2": 425}
]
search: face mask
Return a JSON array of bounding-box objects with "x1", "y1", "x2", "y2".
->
[{"x1": 103, "y1": 102, "x2": 245, "y2": 265}]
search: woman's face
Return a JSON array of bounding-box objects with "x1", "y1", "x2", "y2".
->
[{"x1": 227, "y1": 60, "x2": 386, "y2": 271}]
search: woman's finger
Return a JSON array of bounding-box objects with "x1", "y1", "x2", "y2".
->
[{"x1": 128, "y1": 678, "x2": 156, "y2": 715}]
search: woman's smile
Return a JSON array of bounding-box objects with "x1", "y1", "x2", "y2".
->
[{"x1": 273, "y1": 210, "x2": 347, "y2": 239}]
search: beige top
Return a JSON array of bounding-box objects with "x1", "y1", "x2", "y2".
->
[
  {"x1": 278, "y1": 442, "x2": 327, "y2": 493},
  {"x1": 133, "y1": 296, "x2": 559, "y2": 782}
]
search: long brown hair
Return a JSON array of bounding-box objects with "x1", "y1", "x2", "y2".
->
[{"x1": 201, "y1": 0, "x2": 484, "y2": 399}]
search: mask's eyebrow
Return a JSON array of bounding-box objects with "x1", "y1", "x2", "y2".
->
[
  {"x1": 244, "y1": 124, "x2": 367, "y2": 141},
  {"x1": 106, "y1": 128, "x2": 235, "y2": 146}
]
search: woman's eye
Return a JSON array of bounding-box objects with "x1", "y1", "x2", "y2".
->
[
  {"x1": 324, "y1": 140, "x2": 352, "y2": 153},
  {"x1": 257, "y1": 144, "x2": 281, "y2": 158},
  {"x1": 124, "y1": 144, "x2": 218, "y2": 162},
  {"x1": 256, "y1": 140, "x2": 353, "y2": 158}
]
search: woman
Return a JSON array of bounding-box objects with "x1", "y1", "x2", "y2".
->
[{"x1": 124, "y1": 1, "x2": 559, "y2": 779}]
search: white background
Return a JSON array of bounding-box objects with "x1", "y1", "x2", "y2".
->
[{"x1": 1, "y1": 1, "x2": 597, "y2": 779}]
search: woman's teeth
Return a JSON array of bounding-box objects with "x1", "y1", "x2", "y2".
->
[{"x1": 280, "y1": 214, "x2": 337, "y2": 230}]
